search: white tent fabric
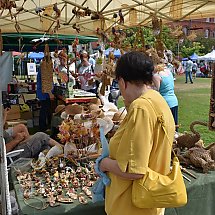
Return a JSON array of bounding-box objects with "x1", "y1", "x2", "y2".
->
[
  {"x1": 198, "y1": 50, "x2": 215, "y2": 61},
  {"x1": 1, "y1": 0, "x2": 215, "y2": 36}
]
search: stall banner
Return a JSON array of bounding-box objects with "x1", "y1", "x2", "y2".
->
[
  {"x1": 27, "y1": 63, "x2": 37, "y2": 76},
  {"x1": 0, "y1": 52, "x2": 13, "y2": 91}
]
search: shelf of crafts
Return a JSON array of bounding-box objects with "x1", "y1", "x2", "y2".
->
[{"x1": 57, "y1": 95, "x2": 97, "y2": 104}]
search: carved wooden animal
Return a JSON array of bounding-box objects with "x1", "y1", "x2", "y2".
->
[
  {"x1": 175, "y1": 121, "x2": 208, "y2": 149},
  {"x1": 183, "y1": 146, "x2": 215, "y2": 173}
]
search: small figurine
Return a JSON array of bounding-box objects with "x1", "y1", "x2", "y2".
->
[{"x1": 78, "y1": 193, "x2": 88, "y2": 204}]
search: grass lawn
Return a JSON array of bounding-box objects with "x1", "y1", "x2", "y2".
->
[
  {"x1": 175, "y1": 75, "x2": 214, "y2": 145},
  {"x1": 117, "y1": 75, "x2": 214, "y2": 146}
]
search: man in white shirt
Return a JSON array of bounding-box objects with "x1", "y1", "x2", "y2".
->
[{"x1": 185, "y1": 57, "x2": 193, "y2": 84}]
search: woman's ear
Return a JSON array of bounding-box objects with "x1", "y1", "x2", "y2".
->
[{"x1": 119, "y1": 77, "x2": 127, "y2": 90}]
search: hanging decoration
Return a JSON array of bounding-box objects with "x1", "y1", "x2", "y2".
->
[
  {"x1": 72, "y1": 37, "x2": 79, "y2": 50},
  {"x1": 151, "y1": 13, "x2": 165, "y2": 59},
  {"x1": 118, "y1": 9, "x2": 124, "y2": 25},
  {"x1": 53, "y1": 3, "x2": 61, "y2": 19},
  {"x1": 72, "y1": 6, "x2": 91, "y2": 18},
  {"x1": 72, "y1": 23, "x2": 80, "y2": 33},
  {"x1": 132, "y1": 28, "x2": 145, "y2": 52},
  {"x1": 129, "y1": 8, "x2": 137, "y2": 26},
  {"x1": 41, "y1": 44, "x2": 53, "y2": 97},
  {"x1": 151, "y1": 13, "x2": 161, "y2": 36},
  {"x1": 100, "y1": 52, "x2": 115, "y2": 96},
  {"x1": 42, "y1": 5, "x2": 54, "y2": 31},
  {"x1": 14, "y1": 0, "x2": 27, "y2": 16},
  {"x1": 0, "y1": 0, "x2": 16, "y2": 19},
  {"x1": 96, "y1": 28, "x2": 110, "y2": 43},
  {"x1": 171, "y1": 25, "x2": 184, "y2": 39}
]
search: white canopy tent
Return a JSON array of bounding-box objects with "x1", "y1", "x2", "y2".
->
[
  {"x1": 198, "y1": 50, "x2": 215, "y2": 61},
  {"x1": 1, "y1": 0, "x2": 215, "y2": 36}
]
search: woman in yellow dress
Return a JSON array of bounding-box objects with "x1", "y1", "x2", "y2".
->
[{"x1": 100, "y1": 51, "x2": 175, "y2": 215}]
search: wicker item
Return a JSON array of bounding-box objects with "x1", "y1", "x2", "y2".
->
[
  {"x1": 41, "y1": 44, "x2": 53, "y2": 94},
  {"x1": 65, "y1": 104, "x2": 84, "y2": 116}
]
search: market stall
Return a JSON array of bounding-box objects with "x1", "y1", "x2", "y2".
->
[{"x1": 1, "y1": 1, "x2": 215, "y2": 215}]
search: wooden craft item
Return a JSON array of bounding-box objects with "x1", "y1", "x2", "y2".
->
[
  {"x1": 57, "y1": 196, "x2": 74, "y2": 204},
  {"x1": 41, "y1": 44, "x2": 53, "y2": 95},
  {"x1": 42, "y1": 5, "x2": 54, "y2": 31}
]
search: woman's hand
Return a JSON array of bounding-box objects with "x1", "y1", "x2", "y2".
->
[{"x1": 99, "y1": 157, "x2": 110, "y2": 172}]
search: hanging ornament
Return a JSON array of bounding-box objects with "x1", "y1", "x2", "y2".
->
[
  {"x1": 113, "y1": 13, "x2": 117, "y2": 19},
  {"x1": 72, "y1": 23, "x2": 80, "y2": 33},
  {"x1": 118, "y1": 9, "x2": 124, "y2": 24}
]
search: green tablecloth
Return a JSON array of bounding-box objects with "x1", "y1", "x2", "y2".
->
[
  {"x1": 165, "y1": 169, "x2": 215, "y2": 215},
  {"x1": 11, "y1": 169, "x2": 215, "y2": 215}
]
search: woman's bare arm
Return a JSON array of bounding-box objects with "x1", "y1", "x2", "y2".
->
[{"x1": 100, "y1": 157, "x2": 143, "y2": 180}]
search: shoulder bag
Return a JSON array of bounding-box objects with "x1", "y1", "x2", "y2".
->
[{"x1": 132, "y1": 98, "x2": 187, "y2": 208}]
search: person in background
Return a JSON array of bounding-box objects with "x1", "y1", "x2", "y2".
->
[
  {"x1": 192, "y1": 61, "x2": 198, "y2": 79},
  {"x1": 89, "y1": 55, "x2": 96, "y2": 70},
  {"x1": 3, "y1": 108, "x2": 60, "y2": 160},
  {"x1": 153, "y1": 64, "x2": 179, "y2": 131},
  {"x1": 99, "y1": 51, "x2": 175, "y2": 215},
  {"x1": 185, "y1": 57, "x2": 193, "y2": 84},
  {"x1": 77, "y1": 52, "x2": 97, "y2": 95},
  {"x1": 36, "y1": 67, "x2": 52, "y2": 132},
  {"x1": 166, "y1": 61, "x2": 175, "y2": 80}
]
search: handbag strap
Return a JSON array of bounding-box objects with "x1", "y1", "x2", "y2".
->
[{"x1": 144, "y1": 97, "x2": 177, "y2": 157}]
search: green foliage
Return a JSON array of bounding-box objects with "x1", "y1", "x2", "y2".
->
[
  {"x1": 196, "y1": 37, "x2": 215, "y2": 54},
  {"x1": 123, "y1": 27, "x2": 155, "y2": 48},
  {"x1": 162, "y1": 25, "x2": 178, "y2": 53},
  {"x1": 180, "y1": 41, "x2": 205, "y2": 57},
  {"x1": 123, "y1": 26, "x2": 178, "y2": 52}
]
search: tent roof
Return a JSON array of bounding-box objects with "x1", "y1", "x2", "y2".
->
[
  {"x1": 0, "y1": 0, "x2": 215, "y2": 36},
  {"x1": 199, "y1": 50, "x2": 215, "y2": 60},
  {"x1": 190, "y1": 53, "x2": 199, "y2": 60},
  {"x1": 2, "y1": 33, "x2": 98, "y2": 52}
]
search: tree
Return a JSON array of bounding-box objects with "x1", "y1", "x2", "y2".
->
[
  {"x1": 196, "y1": 37, "x2": 215, "y2": 54},
  {"x1": 162, "y1": 25, "x2": 178, "y2": 54},
  {"x1": 123, "y1": 25, "x2": 178, "y2": 52},
  {"x1": 180, "y1": 41, "x2": 205, "y2": 57}
]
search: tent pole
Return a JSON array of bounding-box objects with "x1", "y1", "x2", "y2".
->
[{"x1": 0, "y1": 92, "x2": 12, "y2": 215}]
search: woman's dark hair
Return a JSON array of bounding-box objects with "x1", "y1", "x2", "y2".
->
[{"x1": 115, "y1": 51, "x2": 154, "y2": 85}]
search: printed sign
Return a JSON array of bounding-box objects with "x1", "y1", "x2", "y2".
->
[{"x1": 27, "y1": 63, "x2": 37, "y2": 75}]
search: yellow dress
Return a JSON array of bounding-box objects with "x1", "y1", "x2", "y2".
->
[{"x1": 105, "y1": 89, "x2": 175, "y2": 215}]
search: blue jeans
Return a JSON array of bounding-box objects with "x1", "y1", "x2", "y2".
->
[
  {"x1": 39, "y1": 99, "x2": 52, "y2": 131},
  {"x1": 185, "y1": 70, "x2": 193, "y2": 83}
]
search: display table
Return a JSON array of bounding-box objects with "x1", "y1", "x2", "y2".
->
[
  {"x1": 11, "y1": 168, "x2": 215, "y2": 215},
  {"x1": 54, "y1": 87, "x2": 97, "y2": 104},
  {"x1": 57, "y1": 95, "x2": 97, "y2": 104},
  {"x1": 165, "y1": 169, "x2": 215, "y2": 215}
]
